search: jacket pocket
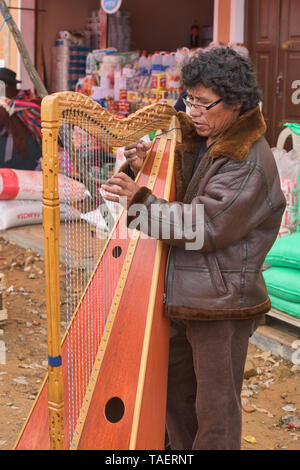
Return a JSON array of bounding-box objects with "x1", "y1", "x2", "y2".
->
[{"x1": 204, "y1": 253, "x2": 228, "y2": 296}]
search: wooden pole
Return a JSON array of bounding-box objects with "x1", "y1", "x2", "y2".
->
[{"x1": 0, "y1": 0, "x2": 48, "y2": 98}]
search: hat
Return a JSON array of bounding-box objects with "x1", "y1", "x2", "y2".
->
[{"x1": 0, "y1": 68, "x2": 21, "y2": 85}]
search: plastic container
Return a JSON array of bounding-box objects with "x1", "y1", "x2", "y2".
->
[
  {"x1": 152, "y1": 71, "x2": 166, "y2": 90},
  {"x1": 152, "y1": 51, "x2": 162, "y2": 70},
  {"x1": 138, "y1": 50, "x2": 148, "y2": 74},
  {"x1": 146, "y1": 54, "x2": 152, "y2": 73},
  {"x1": 162, "y1": 52, "x2": 172, "y2": 69}
]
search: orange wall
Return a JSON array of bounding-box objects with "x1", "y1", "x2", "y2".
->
[
  {"x1": 217, "y1": 0, "x2": 231, "y2": 44},
  {"x1": 0, "y1": 0, "x2": 20, "y2": 72},
  {"x1": 122, "y1": 0, "x2": 214, "y2": 52}
]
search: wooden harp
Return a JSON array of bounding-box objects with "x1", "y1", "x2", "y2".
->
[{"x1": 15, "y1": 92, "x2": 182, "y2": 450}]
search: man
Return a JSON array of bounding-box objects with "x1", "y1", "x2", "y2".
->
[
  {"x1": 0, "y1": 67, "x2": 41, "y2": 170},
  {"x1": 0, "y1": 67, "x2": 21, "y2": 99},
  {"x1": 102, "y1": 47, "x2": 286, "y2": 450}
]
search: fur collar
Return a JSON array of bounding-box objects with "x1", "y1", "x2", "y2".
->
[
  {"x1": 210, "y1": 106, "x2": 266, "y2": 161},
  {"x1": 176, "y1": 105, "x2": 266, "y2": 162}
]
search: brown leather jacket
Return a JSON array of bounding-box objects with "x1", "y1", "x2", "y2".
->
[{"x1": 126, "y1": 106, "x2": 286, "y2": 321}]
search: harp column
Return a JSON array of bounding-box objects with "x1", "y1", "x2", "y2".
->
[{"x1": 41, "y1": 95, "x2": 65, "y2": 450}]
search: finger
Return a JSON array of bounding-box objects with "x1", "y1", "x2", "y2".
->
[
  {"x1": 102, "y1": 193, "x2": 120, "y2": 203},
  {"x1": 124, "y1": 148, "x2": 138, "y2": 159},
  {"x1": 124, "y1": 141, "x2": 141, "y2": 151},
  {"x1": 142, "y1": 141, "x2": 152, "y2": 151},
  {"x1": 108, "y1": 172, "x2": 131, "y2": 183},
  {"x1": 137, "y1": 141, "x2": 150, "y2": 153},
  {"x1": 101, "y1": 184, "x2": 122, "y2": 195}
]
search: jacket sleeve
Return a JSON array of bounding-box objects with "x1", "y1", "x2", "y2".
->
[{"x1": 126, "y1": 160, "x2": 285, "y2": 252}]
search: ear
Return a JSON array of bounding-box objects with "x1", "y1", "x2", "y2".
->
[{"x1": 234, "y1": 103, "x2": 242, "y2": 112}]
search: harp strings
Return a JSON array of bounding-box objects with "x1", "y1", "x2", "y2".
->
[{"x1": 60, "y1": 109, "x2": 117, "y2": 448}]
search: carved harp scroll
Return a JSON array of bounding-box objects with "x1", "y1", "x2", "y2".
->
[{"x1": 15, "y1": 92, "x2": 182, "y2": 450}]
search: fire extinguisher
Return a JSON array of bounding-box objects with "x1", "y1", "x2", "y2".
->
[{"x1": 190, "y1": 21, "x2": 199, "y2": 48}]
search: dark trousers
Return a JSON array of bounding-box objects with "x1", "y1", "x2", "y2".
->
[{"x1": 166, "y1": 317, "x2": 261, "y2": 450}]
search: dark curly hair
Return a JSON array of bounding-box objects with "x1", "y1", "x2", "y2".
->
[{"x1": 181, "y1": 47, "x2": 262, "y2": 114}]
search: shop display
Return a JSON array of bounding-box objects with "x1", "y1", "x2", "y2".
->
[
  {"x1": 50, "y1": 8, "x2": 106, "y2": 92},
  {"x1": 75, "y1": 47, "x2": 185, "y2": 118},
  {"x1": 51, "y1": 35, "x2": 91, "y2": 92}
]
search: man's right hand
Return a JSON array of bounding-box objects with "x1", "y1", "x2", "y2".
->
[{"x1": 124, "y1": 140, "x2": 152, "y2": 175}]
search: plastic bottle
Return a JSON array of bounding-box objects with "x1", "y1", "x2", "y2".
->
[
  {"x1": 152, "y1": 51, "x2": 162, "y2": 70},
  {"x1": 190, "y1": 21, "x2": 199, "y2": 48},
  {"x1": 138, "y1": 50, "x2": 148, "y2": 74},
  {"x1": 146, "y1": 53, "x2": 152, "y2": 73},
  {"x1": 170, "y1": 52, "x2": 176, "y2": 68},
  {"x1": 162, "y1": 51, "x2": 172, "y2": 70}
]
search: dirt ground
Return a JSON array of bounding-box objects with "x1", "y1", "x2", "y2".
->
[{"x1": 0, "y1": 236, "x2": 299, "y2": 451}]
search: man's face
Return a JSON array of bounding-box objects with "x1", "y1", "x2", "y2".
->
[
  {"x1": 186, "y1": 84, "x2": 241, "y2": 143},
  {"x1": 5, "y1": 83, "x2": 18, "y2": 99}
]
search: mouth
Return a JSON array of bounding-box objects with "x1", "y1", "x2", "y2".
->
[{"x1": 193, "y1": 121, "x2": 209, "y2": 129}]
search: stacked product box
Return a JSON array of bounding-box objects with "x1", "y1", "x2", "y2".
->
[
  {"x1": 107, "y1": 10, "x2": 131, "y2": 53},
  {"x1": 51, "y1": 36, "x2": 92, "y2": 92},
  {"x1": 86, "y1": 9, "x2": 100, "y2": 50}
]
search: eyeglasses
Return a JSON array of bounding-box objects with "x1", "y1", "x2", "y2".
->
[{"x1": 182, "y1": 97, "x2": 223, "y2": 111}]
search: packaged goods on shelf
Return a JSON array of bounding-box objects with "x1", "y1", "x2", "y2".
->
[
  {"x1": 86, "y1": 9, "x2": 100, "y2": 49},
  {"x1": 51, "y1": 33, "x2": 92, "y2": 92},
  {"x1": 77, "y1": 48, "x2": 186, "y2": 119},
  {"x1": 86, "y1": 48, "x2": 117, "y2": 74},
  {"x1": 107, "y1": 10, "x2": 131, "y2": 53}
]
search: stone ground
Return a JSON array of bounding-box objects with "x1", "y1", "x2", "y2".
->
[{"x1": 0, "y1": 237, "x2": 299, "y2": 451}]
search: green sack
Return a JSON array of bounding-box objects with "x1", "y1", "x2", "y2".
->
[
  {"x1": 265, "y1": 231, "x2": 300, "y2": 268},
  {"x1": 263, "y1": 266, "x2": 300, "y2": 303},
  {"x1": 269, "y1": 294, "x2": 300, "y2": 318}
]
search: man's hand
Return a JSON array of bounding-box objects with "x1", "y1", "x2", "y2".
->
[
  {"x1": 124, "y1": 140, "x2": 152, "y2": 175},
  {"x1": 101, "y1": 172, "x2": 141, "y2": 209}
]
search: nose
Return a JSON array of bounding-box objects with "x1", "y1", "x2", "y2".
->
[{"x1": 189, "y1": 104, "x2": 204, "y2": 118}]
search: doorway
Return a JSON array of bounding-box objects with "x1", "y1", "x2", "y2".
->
[{"x1": 245, "y1": 0, "x2": 300, "y2": 146}]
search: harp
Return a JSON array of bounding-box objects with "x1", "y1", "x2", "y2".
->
[{"x1": 14, "y1": 92, "x2": 182, "y2": 450}]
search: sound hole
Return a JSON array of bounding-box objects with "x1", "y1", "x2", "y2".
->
[
  {"x1": 105, "y1": 397, "x2": 125, "y2": 423},
  {"x1": 112, "y1": 246, "x2": 122, "y2": 258}
]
